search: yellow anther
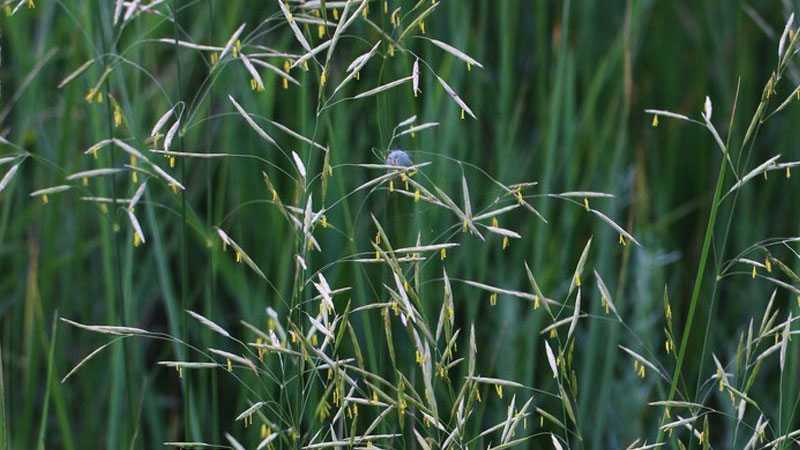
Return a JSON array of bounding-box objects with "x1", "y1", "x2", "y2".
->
[
  {"x1": 132, "y1": 171, "x2": 138, "y2": 184},
  {"x1": 619, "y1": 234, "x2": 626, "y2": 246},
  {"x1": 583, "y1": 197, "x2": 590, "y2": 211},
  {"x1": 490, "y1": 293, "x2": 497, "y2": 306},
  {"x1": 318, "y1": 24, "x2": 325, "y2": 38},
  {"x1": 233, "y1": 39, "x2": 241, "y2": 58},
  {"x1": 575, "y1": 274, "x2": 581, "y2": 287},
  {"x1": 227, "y1": 358, "x2": 232, "y2": 372},
  {"x1": 113, "y1": 105, "x2": 122, "y2": 127},
  {"x1": 82, "y1": 177, "x2": 88, "y2": 186},
  {"x1": 534, "y1": 295, "x2": 540, "y2": 310},
  {"x1": 495, "y1": 384, "x2": 503, "y2": 398},
  {"x1": 210, "y1": 52, "x2": 218, "y2": 65},
  {"x1": 440, "y1": 247, "x2": 446, "y2": 260},
  {"x1": 333, "y1": 8, "x2": 339, "y2": 19},
  {"x1": 235, "y1": 251, "x2": 242, "y2": 263},
  {"x1": 169, "y1": 157, "x2": 175, "y2": 168},
  {"x1": 321, "y1": 215, "x2": 328, "y2": 228},
  {"x1": 651, "y1": 115, "x2": 659, "y2": 127},
  {"x1": 414, "y1": 190, "x2": 420, "y2": 202},
  {"x1": 462, "y1": 219, "x2": 468, "y2": 232},
  {"x1": 461, "y1": 108, "x2": 465, "y2": 120},
  {"x1": 467, "y1": 62, "x2": 471, "y2": 71},
  {"x1": 420, "y1": 21, "x2": 426, "y2": 34},
  {"x1": 752, "y1": 266, "x2": 757, "y2": 278},
  {"x1": 134, "y1": 232, "x2": 141, "y2": 247},
  {"x1": 502, "y1": 236, "x2": 509, "y2": 249},
  {"x1": 42, "y1": 194, "x2": 49, "y2": 204}
]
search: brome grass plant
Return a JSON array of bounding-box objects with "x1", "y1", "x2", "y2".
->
[{"x1": 2, "y1": 1, "x2": 800, "y2": 449}]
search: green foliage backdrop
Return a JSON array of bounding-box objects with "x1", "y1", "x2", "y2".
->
[{"x1": 1, "y1": 0, "x2": 800, "y2": 448}]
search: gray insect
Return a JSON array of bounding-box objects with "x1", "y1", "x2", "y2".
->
[{"x1": 386, "y1": 150, "x2": 413, "y2": 168}]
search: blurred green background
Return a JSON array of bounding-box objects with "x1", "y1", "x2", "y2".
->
[{"x1": 1, "y1": 0, "x2": 799, "y2": 448}]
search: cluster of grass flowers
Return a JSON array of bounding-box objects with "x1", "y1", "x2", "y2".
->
[{"x1": 2, "y1": 1, "x2": 800, "y2": 449}]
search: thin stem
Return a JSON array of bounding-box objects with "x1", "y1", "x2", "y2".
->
[
  {"x1": 171, "y1": 0, "x2": 192, "y2": 440},
  {"x1": 655, "y1": 121, "x2": 731, "y2": 445},
  {"x1": 99, "y1": 6, "x2": 136, "y2": 446}
]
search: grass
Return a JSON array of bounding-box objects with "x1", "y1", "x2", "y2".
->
[{"x1": 1, "y1": 0, "x2": 800, "y2": 448}]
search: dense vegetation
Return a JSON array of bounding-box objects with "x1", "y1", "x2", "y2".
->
[{"x1": 1, "y1": 0, "x2": 800, "y2": 448}]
